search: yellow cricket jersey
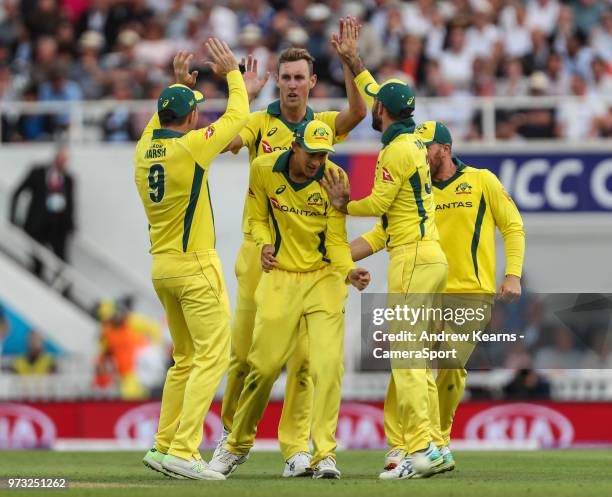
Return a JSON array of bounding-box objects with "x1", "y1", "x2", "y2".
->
[
  {"x1": 235, "y1": 100, "x2": 346, "y2": 234},
  {"x1": 364, "y1": 158, "x2": 525, "y2": 294},
  {"x1": 350, "y1": 69, "x2": 438, "y2": 247},
  {"x1": 134, "y1": 70, "x2": 249, "y2": 255},
  {"x1": 248, "y1": 149, "x2": 355, "y2": 278}
]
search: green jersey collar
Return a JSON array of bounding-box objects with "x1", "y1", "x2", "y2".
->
[
  {"x1": 272, "y1": 149, "x2": 325, "y2": 191},
  {"x1": 380, "y1": 118, "x2": 416, "y2": 146},
  {"x1": 267, "y1": 100, "x2": 315, "y2": 131},
  {"x1": 432, "y1": 156, "x2": 467, "y2": 189},
  {"x1": 152, "y1": 128, "x2": 185, "y2": 139}
]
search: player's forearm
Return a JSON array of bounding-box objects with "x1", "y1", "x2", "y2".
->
[
  {"x1": 351, "y1": 236, "x2": 379, "y2": 262},
  {"x1": 502, "y1": 227, "x2": 525, "y2": 277},
  {"x1": 354, "y1": 69, "x2": 378, "y2": 111},
  {"x1": 250, "y1": 220, "x2": 273, "y2": 247},
  {"x1": 328, "y1": 244, "x2": 357, "y2": 282},
  {"x1": 347, "y1": 194, "x2": 390, "y2": 217},
  {"x1": 221, "y1": 70, "x2": 250, "y2": 127},
  {"x1": 335, "y1": 61, "x2": 367, "y2": 135}
]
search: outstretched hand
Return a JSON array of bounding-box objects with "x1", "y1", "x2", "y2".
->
[
  {"x1": 173, "y1": 51, "x2": 198, "y2": 88},
  {"x1": 320, "y1": 168, "x2": 351, "y2": 213},
  {"x1": 331, "y1": 16, "x2": 361, "y2": 62},
  {"x1": 240, "y1": 53, "x2": 270, "y2": 102},
  {"x1": 205, "y1": 38, "x2": 239, "y2": 77}
]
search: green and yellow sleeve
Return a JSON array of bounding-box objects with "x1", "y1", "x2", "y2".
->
[
  {"x1": 235, "y1": 111, "x2": 262, "y2": 156},
  {"x1": 354, "y1": 70, "x2": 379, "y2": 111},
  {"x1": 186, "y1": 70, "x2": 249, "y2": 166},
  {"x1": 485, "y1": 171, "x2": 525, "y2": 278}
]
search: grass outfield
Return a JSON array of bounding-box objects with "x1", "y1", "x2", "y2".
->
[{"x1": 1, "y1": 450, "x2": 612, "y2": 497}]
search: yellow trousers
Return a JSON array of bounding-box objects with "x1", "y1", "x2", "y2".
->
[
  {"x1": 152, "y1": 250, "x2": 231, "y2": 460},
  {"x1": 434, "y1": 294, "x2": 493, "y2": 447},
  {"x1": 382, "y1": 241, "x2": 448, "y2": 454},
  {"x1": 221, "y1": 237, "x2": 313, "y2": 460},
  {"x1": 226, "y1": 266, "x2": 346, "y2": 465}
]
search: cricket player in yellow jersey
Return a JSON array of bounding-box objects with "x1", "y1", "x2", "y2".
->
[
  {"x1": 323, "y1": 19, "x2": 447, "y2": 480},
  {"x1": 353, "y1": 122, "x2": 525, "y2": 473},
  {"x1": 210, "y1": 120, "x2": 370, "y2": 479},
  {"x1": 215, "y1": 22, "x2": 367, "y2": 477},
  {"x1": 416, "y1": 120, "x2": 524, "y2": 469},
  {"x1": 136, "y1": 41, "x2": 252, "y2": 480}
]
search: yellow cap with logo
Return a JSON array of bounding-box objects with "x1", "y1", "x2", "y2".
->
[{"x1": 294, "y1": 120, "x2": 335, "y2": 153}]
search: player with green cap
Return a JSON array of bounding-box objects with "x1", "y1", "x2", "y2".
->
[{"x1": 321, "y1": 17, "x2": 448, "y2": 480}]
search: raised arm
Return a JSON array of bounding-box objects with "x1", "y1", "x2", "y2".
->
[{"x1": 331, "y1": 17, "x2": 367, "y2": 135}]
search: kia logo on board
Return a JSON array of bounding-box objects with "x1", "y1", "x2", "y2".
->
[
  {"x1": 464, "y1": 403, "x2": 575, "y2": 448},
  {"x1": 0, "y1": 403, "x2": 57, "y2": 449},
  {"x1": 114, "y1": 402, "x2": 224, "y2": 448},
  {"x1": 337, "y1": 403, "x2": 386, "y2": 449}
]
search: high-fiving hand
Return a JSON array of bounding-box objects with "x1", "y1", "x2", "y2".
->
[
  {"x1": 240, "y1": 53, "x2": 270, "y2": 102},
  {"x1": 205, "y1": 37, "x2": 239, "y2": 77},
  {"x1": 173, "y1": 51, "x2": 198, "y2": 88},
  {"x1": 331, "y1": 16, "x2": 361, "y2": 62}
]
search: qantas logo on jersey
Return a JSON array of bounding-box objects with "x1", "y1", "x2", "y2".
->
[
  {"x1": 455, "y1": 182, "x2": 472, "y2": 195},
  {"x1": 436, "y1": 201, "x2": 473, "y2": 210},
  {"x1": 269, "y1": 197, "x2": 322, "y2": 216},
  {"x1": 204, "y1": 126, "x2": 215, "y2": 139},
  {"x1": 381, "y1": 167, "x2": 394, "y2": 183}
]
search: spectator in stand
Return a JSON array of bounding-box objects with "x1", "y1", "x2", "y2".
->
[
  {"x1": 581, "y1": 331, "x2": 612, "y2": 368},
  {"x1": 465, "y1": 1, "x2": 501, "y2": 59},
  {"x1": 38, "y1": 64, "x2": 83, "y2": 132},
  {"x1": 534, "y1": 326, "x2": 583, "y2": 369},
  {"x1": 526, "y1": 0, "x2": 560, "y2": 36},
  {"x1": 515, "y1": 72, "x2": 556, "y2": 139},
  {"x1": 572, "y1": 0, "x2": 606, "y2": 37},
  {"x1": 102, "y1": 79, "x2": 137, "y2": 142},
  {"x1": 503, "y1": 369, "x2": 551, "y2": 400},
  {"x1": 70, "y1": 30, "x2": 106, "y2": 100},
  {"x1": 13, "y1": 330, "x2": 57, "y2": 375},
  {"x1": 563, "y1": 31, "x2": 594, "y2": 81},
  {"x1": 497, "y1": 57, "x2": 529, "y2": 97},
  {"x1": 500, "y1": 1, "x2": 533, "y2": 59},
  {"x1": 545, "y1": 52, "x2": 571, "y2": 96},
  {"x1": 590, "y1": 57, "x2": 612, "y2": 97},
  {"x1": 9, "y1": 144, "x2": 75, "y2": 277},
  {"x1": 590, "y1": 9, "x2": 611, "y2": 60},
  {"x1": 556, "y1": 72, "x2": 604, "y2": 140},
  {"x1": 400, "y1": 33, "x2": 424, "y2": 87},
  {"x1": 25, "y1": 0, "x2": 65, "y2": 42},
  {"x1": 440, "y1": 26, "x2": 474, "y2": 90}
]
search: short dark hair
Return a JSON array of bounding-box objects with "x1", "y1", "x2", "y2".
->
[
  {"x1": 278, "y1": 48, "x2": 315, "y2": 76},
  {"x1": 159, "y1": 109, "x2": 190, "y2": 126}
]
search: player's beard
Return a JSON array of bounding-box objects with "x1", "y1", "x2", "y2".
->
[{"x1": 371, "y1": 102, "x2": 382, "y2": 132}]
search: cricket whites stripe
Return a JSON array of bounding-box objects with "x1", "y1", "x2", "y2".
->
[{"x1": 183, "y1": 163, "x2": 204, "y2": 252}]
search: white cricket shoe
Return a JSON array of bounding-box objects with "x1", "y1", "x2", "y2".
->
[
  {"x1": 209, "y1": 446, "x2": 249, "y2": 476},
  {"x1": 313, "y1": 457, "x2": 341, "y2": 479},
  {"x1": 142, "y1": 448, "x2": 186, "y2": 479},
  {"x1": 282, "y1": 452, "x2": 313, "y2": 477},
  {"x1": 379, "y1": 456, "x2": 417, "y2": 480},
  {"x1": 212, "y1": 428, "x2": 230, "y2": 462},
  {"x1": 161, "y1": 454, "x2": 225, "y2": 480},
  {"x1": 384, "y1": 448, "x2": 405, "y2": 470}
]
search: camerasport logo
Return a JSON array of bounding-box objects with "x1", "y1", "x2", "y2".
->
[
  {"x1": 336, "y1": 403, "x2": 386, "y2": 449},
  {"x1": 464, "y1": 403, "x2": 575, "y2": 448},
  {"x1": 114, "y1": 402, "x2": 224, "y2": 448},
  {"x1": 0, "y1": 403, "x2": 57, "y2": 449}
]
